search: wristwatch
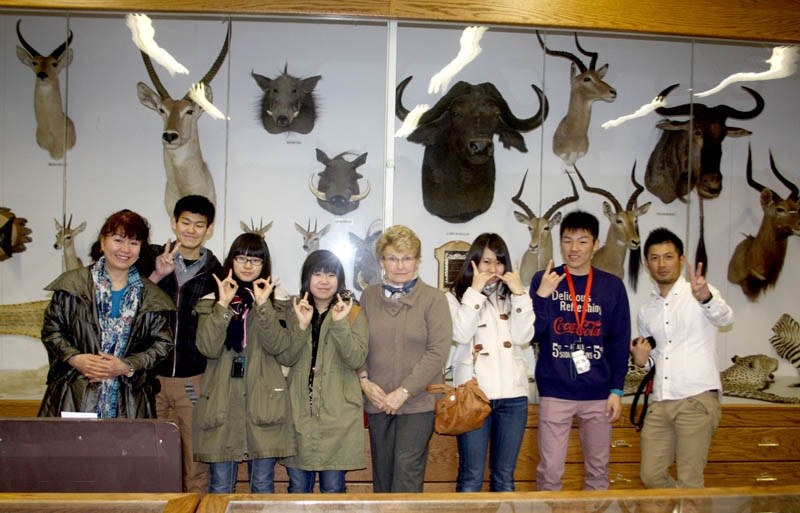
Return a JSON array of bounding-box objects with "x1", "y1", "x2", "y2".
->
[{"x1": 125, "y1": 364, "x2": 135, "y2": 378}]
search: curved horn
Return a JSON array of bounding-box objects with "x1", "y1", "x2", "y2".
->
[
  {"x1": 544, "y1": 171, "x2": 580, "y2": 219},
  {"x1": 182, "y1": 21, "x2": 231, "y2": 100},
  {"x1": 745, "y1": 145, "x2": 766, "y2": 193},
  {"x1": 493, "y1": 83, "x2": 549, "y2": 132},
  {"x1": 511, "y1": 170, "x2": 535, "y2": 219},
  {"x1": 574, "y1": 165, "x2": 623, "y2": 212},
  {"x1": 536, "y1": 31, "x2": 586, "y2": 73},
  {"x1": 653, "y1": 83, "x2": 694, "y2": 117},
  {"x1": 718, "y1": 86, "x2": 765, "y2": 120},
  {"x1": 16, "y1": 19, "x2": 40, "y2": 57},
  {"x1": 416, "y1": 81, "x2": 475, "y2": 125},
  {"x1": 351, "y1": 179, "x2": 372, "y2": 201},
  {"x1": 67, "y1": 214, "x2": 73, "y2": 230},
  {"x1": 141, "y1": 51, "x2": 169, "y2": 99},
  {"x1": 573, "y1": 33, "x2": 598, "y2": 71},
  {"x1": 395, "y1": 75, "x2": 413, "y2": 120},
  {"x1": 769, "y1": 150, "x2": 799, "y2": 200},
  {"x1": 50, "y1": 29, "x2": 73, "y2": 60},
  {"x1": 626, "y1": 162, "x2": 644, "y2": 210},
  {"x1": 308, "y1": 174, "x2": 328, "y2": 201}
]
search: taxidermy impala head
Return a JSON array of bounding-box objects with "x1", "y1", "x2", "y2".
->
[
  {"x1": 252, "y1": 64, "x2": 321, "y2": 135},
  {"x1": 645, "y1": 83, "x2": 764, "y2": 204},
  {"x1": 396, "y1": 76, "x2": 548, "y2": 223},
  {"x1": 16, "y1": 19, "x2": 76, "y2": 160},
  {"x1": 536, "y1": 31, "x2": 616, "y2": 166},
  {"x1": 728, "y1": 146, "x2": 800, "y2": 301},
  {"x1": 136, "y1": 22, "x2": 230, "y2": 215},
  {"x1": 54, "y1": 214, "x2": 86, "y2": 272}
]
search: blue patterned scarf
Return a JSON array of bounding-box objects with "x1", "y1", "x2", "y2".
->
[{"x1": 92, "y1": 257, "x2": 142, "y2": 418}]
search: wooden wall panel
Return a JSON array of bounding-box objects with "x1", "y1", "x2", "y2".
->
[{"x1": 0, "y1": 0, "x2": 799, "y2": 43}]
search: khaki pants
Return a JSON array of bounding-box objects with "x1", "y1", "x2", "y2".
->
[
  {"x1": 156, "y1": 374, "x2": 209, "y2": 494},
  {"x1": 640, "y1": 390, "x2": 721, "y2": 488}
]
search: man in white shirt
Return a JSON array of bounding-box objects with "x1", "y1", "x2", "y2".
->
[{"x1": 630, "y1": 227, "x2": 734, "y2": 488}]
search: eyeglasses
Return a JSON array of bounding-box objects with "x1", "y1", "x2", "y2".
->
[
  {"x1": 382, "y1": 255, "x2": 417, "y2": 266},
  {"x1": 233, "y1": 255, "x2": 264, "y2": 266}
]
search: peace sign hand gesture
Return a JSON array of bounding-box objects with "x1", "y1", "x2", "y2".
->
[
  {"x1": 213, "y1": 269, "x2": 238, "y2": 308},
  {"x1": 499, "y1": 260, "x2": 525, "y2": 295},
  {"x1": 150, "y1": 239, "x2": 181, "y2": 282},
  {"x1": 331, "y1": 293, "x2": 353, "y2": 322},
  {"x1": 292, "y1": 292, "x2": 314, "y2": 331},
  {"x1": 688, "y1": 261, "x2": 712, "y2": 303},
  {"x1": 536, "y1": 259, "x2": 565, "y2": 298}
]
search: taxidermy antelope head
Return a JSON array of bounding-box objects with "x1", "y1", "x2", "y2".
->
[
  {"x1": 240, "y1": 218, "x2": 273, "y2": 239},
  {"x1": 294, "y1": 219, "x2": 330, "y2": 254},
  {"x1": 536, "y1": 31, "x2": 616, "y2": 166},
  {"x1": 727, "y1": 146, "x2": 800, "y2": 301},
  {"x1": 137, "y1": 22, "x2": 231, "y2": 216},
  {"x1": 16, "y1": 19, "x2": 76, "y2": 161},
  {"x1": 574, "y1": 164, "x2": 651, "y2": 290},
  {"x1": 511, "y1": 169, "x2": 579, "y2": 286},
  {"x1": 54, "y1": 215, "x2": 86, "y2": 272}
]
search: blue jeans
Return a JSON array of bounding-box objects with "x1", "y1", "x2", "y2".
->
[
  {"x1": 286, "y1": 468, "x2": 346, "y2": 493},
  {"x1": 456, "y1": 396, "x2": 528, "y2": 492},
  {"x1": 208, "y1": 458, "x2": 276, "y2": 493}
]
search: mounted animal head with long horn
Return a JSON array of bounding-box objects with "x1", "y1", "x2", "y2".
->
[
  {"x1": 294, "y1": 218, "x2": 330, "y2": 254},
  {"x1": 727, "y1": 145, "x2": 800, "y2": 301},
  {"x1": 136, "y1": 21, "x2": 231, "y2": 216},
  {"x1": 574, "y1": 163, "x2": 651, "y2": 290},
  {"x1": 54, "y1": 214, "x2": 86, "y2": 272},
  {"x1": 512, "y1": 169, "x2": 579, "y2": 285},
  {"x1": 536, "y1": 31, "x2": 616, "y2": 166},
  {"x1": 16, "y1": 19, "x2": 76, "y2": 160}
]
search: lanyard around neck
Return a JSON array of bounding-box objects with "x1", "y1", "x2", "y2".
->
[{"x1": 564, "y1": 266, "x2": 593, "y2": 337}]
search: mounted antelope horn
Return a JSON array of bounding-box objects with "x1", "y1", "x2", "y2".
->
[
  {"x1": 745, "y1": 145, "x2": 766, "y2": 194},
  {"x1": 16, "y1": 20, "x2": 39, "y2": 57},
  {"x1": 573, "y1": 165, "x2": 623, "y2": 212},
  {"x1": 769, "y1": 150, "x2": 799, "y2": 200},
  {"x1": 184, "y1": 21, "x2": 232, "y2": 101},
  {"x1": 395, "y1": 76, "x2": 413, "y2": 120},
  {"x1": 573, "y1": 33, "x2": 598, "y2": 70},
  {"x1": 141, "y1": 51, "x2": 169, "y2": 99},
  {"x1": 51, "y1": 30, "x2": 73, "y2": 60},
  {"x1": 511, "y1": 170, "x2": 535, "y2": 219},
  {"x1": 67, "y1": 214, "x2": 73, "y2": 230},
  {"x1": 536, "y1": 31, "x2": 587, "y2": 73},
  {"x1": 626, "y1": 162, "x2": 644, "y2": 210},
  {"x1": 543, "y1": 171, "x2": 580, "y2": 220}
]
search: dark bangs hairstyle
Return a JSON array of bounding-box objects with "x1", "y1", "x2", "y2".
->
[
  {"x1": 299, "y1": 249, "x2": 347, "y2": 308},
  {"x1": 90, "y1": 209, "x2": 155, "y2": 276},
  {"x1": 450, "y1": 233, "x2": 512, "y2": 301},
  {"x1": 220, "y1": 233, "x2": 273, "y2": 295}
]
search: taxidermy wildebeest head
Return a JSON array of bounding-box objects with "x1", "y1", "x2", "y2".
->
[
  {"x1": 645, "y1": 83, "x2": 764, "y2": 204},
  {"x1": 309, "y1": 149, "x2": 370, "y2": 216},
  {"x1": 16, "y1": 19, "x2": 76, "y2": 160},
  {"x1": 252, "y1": 64, "x2": 321, "y2": 134},
  {"x1": 349, "y1": 219, "x2": 382, "y2": 292},
  {"x1": 396, "y1": 76, "x2": 548, "y2": 223},
  {"x1": 0, "y1": 207, "x2": 32, "y2": 262},
  {"x1": 727, "y1": 146, "x2": 800, "y2": 301}
]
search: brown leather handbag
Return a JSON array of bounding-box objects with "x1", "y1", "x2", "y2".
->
[{"x1": 426, "y1": 348, "x2": 490, "y2": 435}]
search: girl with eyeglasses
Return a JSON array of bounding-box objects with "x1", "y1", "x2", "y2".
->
[{"x1": 193, "y1": 232, "x2": 297, "y2": 493}]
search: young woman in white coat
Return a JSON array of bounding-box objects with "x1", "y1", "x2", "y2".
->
[{"x1": 447, "y1": 233, "x2": 535, "y2": 492}]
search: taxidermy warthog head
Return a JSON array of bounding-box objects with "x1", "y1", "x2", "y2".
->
[
  {"x1": 252, "y1": 64, "x2": 321, "y2": 134},
  {"x1": 309, "y1": 149, "x2": 370, "y2": 216},
  {"x1": 349, "y1": 219, "x2": 382, "y2": 292},
  {"x1": 396, "y1": 76, "x2": 548, "y2": 223}
]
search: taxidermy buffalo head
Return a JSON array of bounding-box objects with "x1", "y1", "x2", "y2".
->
[
  {"x1": 309, "y1": 149, "x2": 370, "y2": 216},
  {"x1": 252, "y1": 64, "x2": 321, "y2": 134},
  {"x1": 645, "y1": 83, "x2": 764, "y2": 204},
  {"x1": 396, "y1": 76, "x2": 548, "y2": 223}
]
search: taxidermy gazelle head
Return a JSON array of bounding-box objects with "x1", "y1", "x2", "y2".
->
[
  {"x1": 536, "y1": 31, "x2": 616, "y2": 166},
  {"x1": 16, "y1": 19, "x2": 76, "y2": 160},
  {"x1": 54, "y1": 215, "x2": 86, "y2": 272},
  {"x1": 136, "y1": 22, "x2": 231, "y2": 215},
  {"x1": 294, "y1": 219, "x2": 330, "y2": 254}
]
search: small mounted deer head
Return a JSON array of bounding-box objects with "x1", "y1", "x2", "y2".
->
[
  {"x1": 294, "y1": 219, "x2": 330, "y2": 254},
  {"x1": 54, "y1": 214, "x2": 86, "y2": 272},
  {"x1": 240, "y1": 218, "x2": 273, "y2": 239}
]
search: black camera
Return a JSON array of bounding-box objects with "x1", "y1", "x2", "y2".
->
[{"x1": 231, "y1": 356, "x2": 246, "y2": 378}]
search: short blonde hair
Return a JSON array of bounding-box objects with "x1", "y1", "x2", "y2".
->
[{"x1": 375, "y1": 225, "x2": 421, "y2": 260}]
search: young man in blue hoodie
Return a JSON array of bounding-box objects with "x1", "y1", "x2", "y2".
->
[
  {"x1": 149, "y1": 195, "x2": 221, "y2": 494},
  {"x1": 530, "y1": 210, "x2": 630, "y2": 491}
]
